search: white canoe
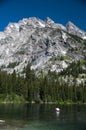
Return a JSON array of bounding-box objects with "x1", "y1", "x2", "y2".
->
[{"x1": 56, "y1": 108, "x2": 60, "y2": 112}]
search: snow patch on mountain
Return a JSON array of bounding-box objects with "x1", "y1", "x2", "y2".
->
[
  {"x1": 38, "y1": 21, "x2": 45, "y2": 27},
  {"x1": 62, "y1": 32, "x2": 67, "y2": 42}
]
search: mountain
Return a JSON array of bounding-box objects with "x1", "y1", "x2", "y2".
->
[
  {"x1": 0, "y1": 17, "x2": 86, "y2": 75},
  {"x1": 66, "y1": 21, "x2": 86, "y2": 39}
]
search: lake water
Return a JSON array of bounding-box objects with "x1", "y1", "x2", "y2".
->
[{"x1": 0, "y1": 104, "x2": 86, "y2": 130}]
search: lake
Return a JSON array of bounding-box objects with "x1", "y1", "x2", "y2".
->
[{"x1": 0, "y1": 103, "x2": 86, "y2": 130}]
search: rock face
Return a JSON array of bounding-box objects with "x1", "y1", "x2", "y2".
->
[
  {"x1": 66, "y1": 21, "x2": 86, "y2": 39},
  {"x1": 0, "y1": 17, "x2": 86, "y2": 74}
]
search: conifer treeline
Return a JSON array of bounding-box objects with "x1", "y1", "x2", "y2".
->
[{"x1": 0, "y1": 63, "x2": 86, "y2": 103}]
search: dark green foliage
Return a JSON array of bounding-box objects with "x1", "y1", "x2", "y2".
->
[
  {"x1": 7, "y1": 62, "x2": 20, "y2": 68},
  {"x1": 59, "y1": 60, "x2": 86, "y2": 78},
  {"x1": 69, "y1": 33, "x2": 83, "y2": 43},
  {"x1": 0, "y1": 62, "x2": 85, "y2": 103},
  {"x1": 83, "y1": 40, "x2": 86, "y2": 49}
]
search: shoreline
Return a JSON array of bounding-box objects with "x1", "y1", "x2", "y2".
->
[{"x1": 0, "y1": 100, "x2": 86, "y2": 105}]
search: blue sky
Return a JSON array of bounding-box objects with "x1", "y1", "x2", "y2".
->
[{"x1": 0, "y1": 0, "x2": 86, "y2": 31}]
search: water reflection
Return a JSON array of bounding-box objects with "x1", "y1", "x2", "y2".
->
[
  {"x1": 56, "y1": 111, "x2": 60, "y2": 117},
  {"x1": 0, "y1": 104, "x2": 85, "y2": 130}
]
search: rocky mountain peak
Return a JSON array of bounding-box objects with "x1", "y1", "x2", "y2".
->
[
  {"x1": 66, "y1": 21, "x2": 86, "y2": 39},
  {"x1": 66, "y1": 21, "x2": 79, "y2": 33},
  {"x1": 0, "y1": 17, "x2": 86, "y2": 74},
  {"x1": 4, "y1": 17, "x2": 46, "y2": 34},
  {"x1": 4, "y1": 22, "x2": 19, "y2": 33},
  {"x1": 45, "y1": 17, "x2": 66, "y2": 30},
  {"x1": 45, "y1": 17, "x2": 55, "y2": 25},
  {"x1": 19, "y1": 17, "x2": 45, "y2": 28}
]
